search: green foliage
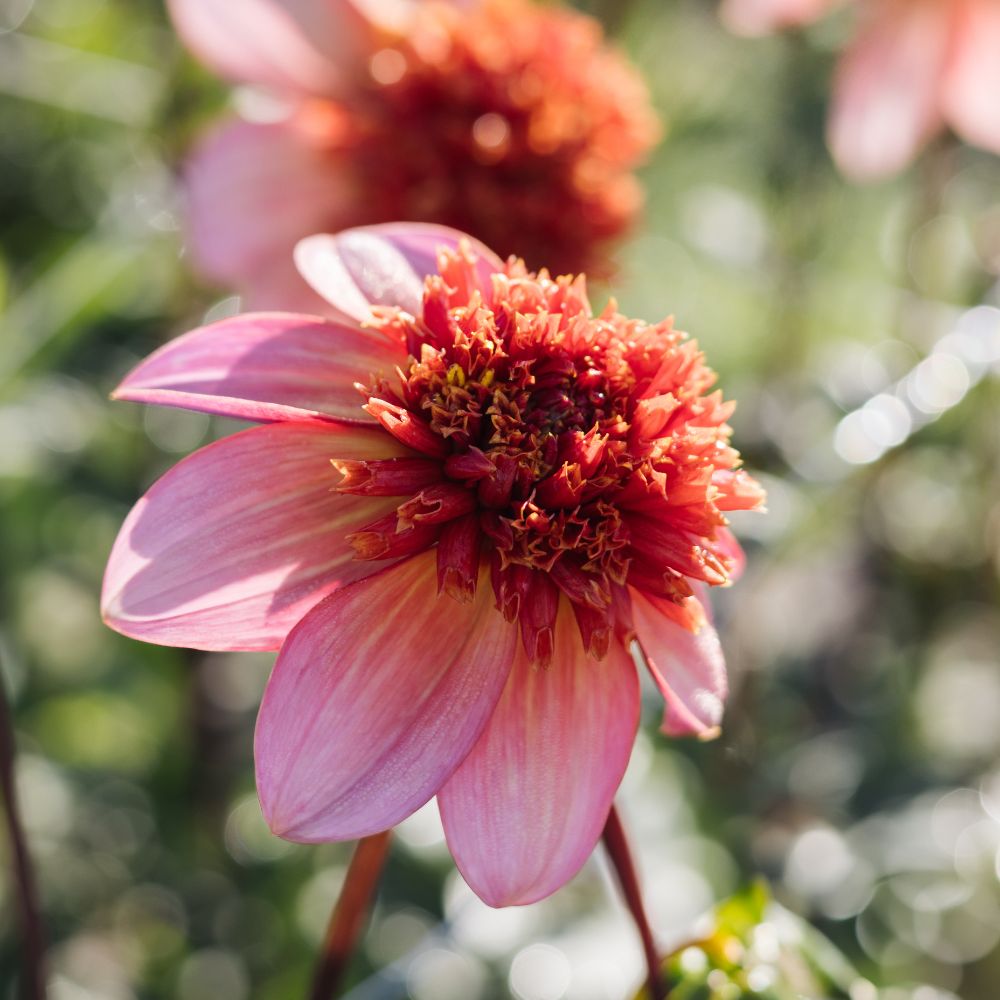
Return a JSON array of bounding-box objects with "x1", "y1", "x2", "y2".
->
[{"x1": 647, "y1": 882, "x2": 870, "y2": 1000}]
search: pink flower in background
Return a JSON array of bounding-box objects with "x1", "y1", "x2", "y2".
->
[
  {"x1": 168, "y1": 0, "x2": 659, "y2": 311},
  {"x1": 721, "y1": 0, "x2": 1000, "y2": 180},
  {"x1": 102, "y1": 223, "x2": 763, "y2": 906}
]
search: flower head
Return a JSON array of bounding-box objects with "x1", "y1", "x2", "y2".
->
[
  {"x1": 721, "y1": 0, "x2": 1000, "y2": 180},
  {"x1": 170, "y1": 0, "x2": 659, "y2": 308},
  {"x1": 103, "y1": 224, "x2": 763, "y2": 906}
]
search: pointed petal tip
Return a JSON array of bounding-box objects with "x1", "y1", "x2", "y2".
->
[
  {"x1": 630, "y1": 588, "x2": 728, "y2": 739},
  {"x1": 467, "y1": 879, "x2": 568, "y2": 909},
  {"x1": 257, "y1": 803, "x2": 324, "y2": 845},
  {"x1": 439, "y1": 568, "x2": 476, "y2": 604},
  {"x1": 259, "y1": 777, "x2": 402, "y2": 843},
  {"x1": 659, "y1": 719, "x2": 722, "y2": 742}
]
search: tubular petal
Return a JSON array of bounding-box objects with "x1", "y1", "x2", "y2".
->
[
  {"x1": 255, "y1": 550, "x2": 518, "y2": 841},
  {"x1": 630, "y1": 587, "x2": 728, "y2": 739},
  {"x1": 347, "y1": 512, "x2": 442, "y2": 561},
  {"x1": 333, "y1": 457, "x2": 442, "y2": 496},
  {"x1": 437, "y1": 514, "x2": 482, "y2": 602},
  {"x1": 713, "y1": 528, "x2": 746, "y2": 584},
  {"x1": 712, "y1": 469, "x2": 767, "y2": 511},
  {"x1": 628, "y1": 517, "x2": 730, "y2": 586},
  {"x1": 438, "y1": 605, "x2": 639, "y2": 906},
  {"x1": 827, "y1": 0, "x2": 951, "y2": 180},
  {"x1": 572, "y1": 601, "x2": 613, "y2": 659},
  {"x1": 518, "y1": 572, "x2": 560, "y2": 667},
  {"x1": 185, "y1": 118, "x2": 355, "y2": 313},
  {"x1": 102, "y1": 423, "x2": 407, "y2": 650},
  {"x1": 113, "y1": 313, "x2": 404, "y2": 424},
  {"x1": 294, "y1": 225, "x2": 504, "y2": 324},
  {"x1": 396, "y1": 484, "x2": 477, "y2": 529},
  {"x1": 364, "y1": 399, "x2": 450, "y2": 457},
  {"x1": 941, "y1": 0, "x2": 1000, "y2": 155}
]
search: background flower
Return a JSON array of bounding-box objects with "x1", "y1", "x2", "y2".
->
[
  {"x1": 168, "y1": 0, "x2": 659, "y2": 308},
  {"x1": 721, "y1": 0, "x2": 1000, "y2": 180}
]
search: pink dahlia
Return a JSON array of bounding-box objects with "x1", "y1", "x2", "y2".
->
[
  {"x1": 721, "y1": 0, "x2": 1000, "y2": 180},
  {"x1": 168, "y1": 0, "x2": 659, "y2": 310},
  {"x1": 102, "y1": 224, "x2": 763, "y2": 905}
]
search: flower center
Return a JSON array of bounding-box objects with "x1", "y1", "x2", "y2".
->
[{"x1": 338, "y1": 247, "x2": 760, "y2": 663}]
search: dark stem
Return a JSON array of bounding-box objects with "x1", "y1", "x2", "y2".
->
[
  {"x1": 0, "y1": 659, "x2": 46, "y2": 1000},
  {"x1": 602, "y1": 804, "x2": 663, "y2": 1000},
  {"x1": 310, "y1": 830, "x2": 392, "y2": 1000}
]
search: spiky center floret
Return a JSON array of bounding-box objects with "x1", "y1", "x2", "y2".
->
[{"x1": 336, "y1": 247, "x2": 764, "y2": 664}]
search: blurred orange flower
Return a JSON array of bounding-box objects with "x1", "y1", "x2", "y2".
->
[{"x1": 169, "y1": 0, "x2": 660, "y2": 308}]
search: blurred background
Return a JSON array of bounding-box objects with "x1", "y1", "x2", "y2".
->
[{"x1": 2, "y1": 0, "x2": 1000, "y2": 997}]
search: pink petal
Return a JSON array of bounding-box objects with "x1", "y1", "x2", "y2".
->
[
  {"x1": 166, "y1": 0, "x2": 369, "y2": 96},
  {"x1": 941, "y1": 0, "x2": 1000, "y2": 155},
  {"x1": 295, "y1": 225, "x2": 505, "y2": 323},
  {"x1": 255, "y1": 550, "x2": 518, "y2": 841},
  {"x1": 827, "y1": 0, "x2": 952, "y2": 180},
  {"x1": 102, "y1": 422, "x2": 408, "y2": 650},
  {"x1": 184, "y1": 118, "x2": 354, "y2": 312},
  {"x1": 720, "y1": 0, "x2": 838, "y2": 35},
  {"x1": 630, "y1": 588, "x2": 728, "y2": 739},
  {"x1": 113, "y1": 312, "x2": 401, "y2": 424},
  {"x1": 438, "y1": 605, "x2": 640, "y2": 906}
]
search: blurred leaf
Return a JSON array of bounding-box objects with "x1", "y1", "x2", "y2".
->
[{"x1": 635, "y1": 882, "x2": 876, "y2": 1000}]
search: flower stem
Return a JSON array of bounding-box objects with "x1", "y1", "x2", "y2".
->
[
  {"x1": 310, "y1": 830, "x2": 392, "y2": 1000},
  {"x1": 0, "y1": 659, "x2": 46, "y2": 1000},
  {"x1": 602, "y1": 804, "x2": 663, "y2": 1000}
]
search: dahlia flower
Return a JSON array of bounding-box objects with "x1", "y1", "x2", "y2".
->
[
  {"x1": 103, "y1": 223, "x2": 763, "y2": 906},
  {"x1": 168, "y1": 0, "x2": 659, "y2": 309},
  {"x1": 721, "y1": 0, "x2": 1000, "y2": 180}
]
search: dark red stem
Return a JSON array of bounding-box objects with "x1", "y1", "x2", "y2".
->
[
  {"x1": 0, "y1": 662, "x2": 46, "y2": 1000},
  {"x1": 310, "y1": 830, "x2": 392, "y2": 1000},
  {"x1": 602, "y1": 804, "x2": 663, "y2": 1000}
]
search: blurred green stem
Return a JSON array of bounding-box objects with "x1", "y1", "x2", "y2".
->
[
  {"x1": 310, "y1": 830, "x2": 392, "y2": 1000},
  {"x1": 603, "y1": 804, "x2": 663, "y2": 1000},
  {"x1": 0, "y1": 659, "x2": 46, "y2": 1000}
]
